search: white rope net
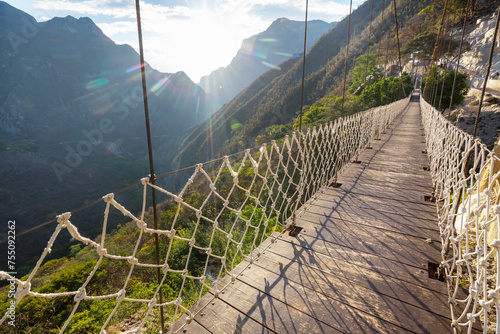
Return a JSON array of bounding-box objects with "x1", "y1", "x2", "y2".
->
[
  {"x1": 0, "y1": 98, "x2": 407, "y2": 333},
  {"x1": 421, "y1": 97, "x2": 500, "y2": 333}
]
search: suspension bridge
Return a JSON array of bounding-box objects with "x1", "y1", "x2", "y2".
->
[
  {"x1": 2, "y1": 0, "x2": 500, "y2": 333},
  {"x1": 171, "y1": 92, "x2": 457, "y2": 333}
]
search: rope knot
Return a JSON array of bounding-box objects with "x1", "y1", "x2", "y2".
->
[
  {"x1": 74, "y1": 288, "x2": 86, "y2": 302},
  {"x1": 140, "y1": 177, "x2": 149, "y2": 185},
  {"x1": 15, "y1": 282, "x2": 31, "y2": 300},
  {"x1": 175, "y1": 297, "x2": 182, "y2": 306},
  {"x1": 483, "y1": 188, "x2": 492, "y2": 196},
  {"x1": 489, "y1": 239, "x2": 500, "y2": 248},
  {"x1": 116, "y1": 289, "x2": 126, "y2": 302},
  {"x1": 97, "y1": 246, "x2": 107, "y2": 257},
  {"x1": 102, "y1": 193, "x2": 114, "y2": 202},
  {"x1": 136, "y1": 220, "x2": 147, "y2": 230},
  {"x1": 479, "y1": 299, "x2": 491, "y2": 311},
  {"x1": 494, "y1": 205, "x2": 500, "y2": 215},
  {"x1": 488, "y1": 289, "x2": 500, "y2": 299},
  {"x1": 127, "y1": 257, "x2": 138, "y2": 265},
  {"x1": 162, "y1": 264, "x2": 169, "y2": 275},
  {"x1": 56, "y1": 212, "x2": 72, "y2": 227}
]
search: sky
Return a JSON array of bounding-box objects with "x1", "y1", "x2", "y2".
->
[{"x1": 11, "y1": 0, "x2": 362, "y2": 82}]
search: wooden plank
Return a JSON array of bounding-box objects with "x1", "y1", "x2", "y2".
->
[
  {"x1": 312, "y1": 193, "x2": 438, "y2": 221},
  {"x1": 348, "y1": 161, "x2": 431, "y2": 174},
  {"x1": 235, "y1": 265, "x2": 414, "y2": 333},
  {"x1": 292, "y1": 216, "x2": 442, "y2": 266},
  {"x1": 194, "y1": 295, "x2": 276, "y2": 334},
  {"x1": 339, "y1": 167, "x2": 431, "y2": 182},
  {"x1": 271, "y1": 235, "x2": 447, "y2": 292},
  {"x1": 302, "y1": 199, "x2": 439, "y2": 231},
  {"x1": 337, "y1": 172, "x2": 432, "y2": 191},
  {"x1": 172, "y1": 319, "x2": 211, "y2": 334},
  {"x1": 297, "y1": 208, "x2": 440, "y2": 241},
  {"x1": 216, "y1": 277, "x2": 344, "y2": 334},
  {"x1": 333, "y1": 182, "x2": 433, "y2": 204},
  {"x1": 256, "y1": 246, "x2": 453, "y2": 316},
  {"x1": 247, "y1": 250, "x2": 454, "y2": 333},
  {"x1": 319, "y1": 187, "x2": 435, "y2": 211}
]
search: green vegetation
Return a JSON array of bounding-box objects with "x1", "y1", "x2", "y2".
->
[
  {"x1": 0, "y1": 152, "x2": 287, "y2": 333},
  {"x1": 349, "y1": 54, "x2": 384, "y2": 94},
  {"x1": 0, "y1": 0, "x2": 479, "y2": 332},
  {"x1": 422, "y1": 66, "x2": 469, "y2": 110}
]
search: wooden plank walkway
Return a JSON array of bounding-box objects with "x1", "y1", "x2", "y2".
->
[{"x1": 172, "y1": 95, "x2": 466, "y2": 333}]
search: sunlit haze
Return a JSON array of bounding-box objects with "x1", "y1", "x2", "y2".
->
[{"x1": 12, "y1": 0, "x2": 361, "y2": 82}]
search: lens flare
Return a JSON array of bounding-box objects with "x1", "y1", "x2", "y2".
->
[{"x1": 85, "y1": 78, "x2": 109, "y2": 91}]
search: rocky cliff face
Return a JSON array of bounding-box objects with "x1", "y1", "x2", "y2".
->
[
  {"x1": 460, "y1": 14, "x2": 500, "y2": 90},
  {"x1": 198, "y1": 18, "x2": 334, "y2": 112},
  {"x1": 445, "y1": 10, "x2": 500, "y2": 147}
]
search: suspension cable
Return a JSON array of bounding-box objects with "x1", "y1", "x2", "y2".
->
[
  {"x1": 376, "y1": 0, "x2": 386, "y2": 65},
  {"x1": 423, "y1": 0, "x2": 450, "y2": 100},
  {"x1": 473, "y1": 5, "x2": 500, "y2": 138},
  {"x1": 448, "y1": 0, "x2": 472, "y2": 113},
  {"x1": 438, "y1": 9, "x2": 455, "y2": 110},
  {"x1": 433, "y1": 8, "x2": 450, "y2": 107},
  {"x1": 299, "y1": 0, "x2": 309, "y2": 132},
  {"x1": 392, "y1": 0, "x2": 406, "y2": 97},
  {"x1": 363, "y1": 0, "x2": 376, "y2": 86},
  {"x1": 341, "y1": 0, "x2": 353, "y2": 116},
  {"x1": 134, "y1": 0, "x2": 165, "y2": 331}
]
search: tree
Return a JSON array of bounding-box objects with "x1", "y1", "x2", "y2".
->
[
  {"x1": 349, "y1": 54, "x2": 384, "y2": 95},
  {"x1": 358, "y1": 72, "x2": 413, "y2": 108},
  {"x1": 422, "y1": 66, "x2": 469, "y2": 110}
]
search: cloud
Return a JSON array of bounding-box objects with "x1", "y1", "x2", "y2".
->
[
  {"x1": 30, "y1": 0, "x2": 354, "y2": 81},
  {"x1": 97, "y1": 21, "x2": 136, "y2": 36}
]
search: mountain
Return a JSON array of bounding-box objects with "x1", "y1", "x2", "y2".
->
[
  {"x1": 199, "y1": 18, "x2": 335, "y2": 112},
  {"x1": 174, "y1": 0, "x2": 431, "y2": 169},
  {"x1": 0, "y1": 1, "x2": 209, "y2": 266}
]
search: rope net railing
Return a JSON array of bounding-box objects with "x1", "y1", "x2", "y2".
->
[
  {"x1": 421, "y1": 97, "x2": 500, "y2": 333},
  {"x1": 0, "y1": 98, "x2": 407, "y2": 333}
]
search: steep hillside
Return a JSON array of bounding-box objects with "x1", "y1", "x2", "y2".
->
[
  {"x1": 0, "y1": 1, "x2": 209, "y2": 266},
  {"x1": 174, "y1": 0, "x2": 430, "y2": 169},
  {"x1": 199, "y1": 18, "x2": 334, "y2": 112}
]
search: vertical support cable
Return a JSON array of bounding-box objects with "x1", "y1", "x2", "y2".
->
[
  {"x1": 439, "y1": 11, "x2": 455, "y2": 110},
  {"x1": 449, "y1": 0, "x2": 472, "y2": 113},
  {"x1": 384, "y1": 8, "x2": 392, "y2": 80},
  {"x1": 433, "y1": 9, "x2": 450, "y2": 107},
  {"x1": 134, "y1": 0, "x2": 165, "y2": 332},
  {"x1": 363, "y1": 0, "x2": 376, "y2": 85},
  {"x1": 473, "y1": 5, "x2": 500, "y2": 138},
  {"x1": 299, "y1": 0, "x2": 309, "y2": 132},
  {"x1": 341, "y1": 0, "x2": 353, "y2": 116},
  {"x1": 392, "y1": 0, "x2": 406, "y2": 97},
  {"x1": 423, "y1": 0, "x2": 450, "y2": 99},
  {"x1": 376, "y1": 0, "x2": 386, "y2": 65}
]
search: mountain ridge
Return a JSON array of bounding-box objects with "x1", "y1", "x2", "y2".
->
[{"x1": 198, "y1": 17, "x2": 335, "y2": 112}]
